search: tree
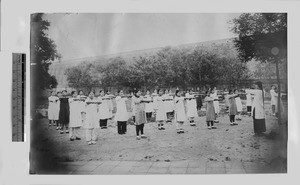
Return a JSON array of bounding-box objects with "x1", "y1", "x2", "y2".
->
[
  {"x1": 231, "y1": 13, "x2": 287, "y2": 125},
  {"x1": 31, "y1": 13, "x2": 61, "y2": 91},
  {"x1": 65, "y1": 62, "x2": 100, "y2": 93}
]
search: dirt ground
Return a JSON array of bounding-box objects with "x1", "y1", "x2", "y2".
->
[{"x1": 30, "y1": 100, "x2": 287, "y2": 173}]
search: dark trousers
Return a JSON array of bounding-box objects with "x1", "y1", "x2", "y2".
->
[
  {"x1": 207, "y1": 121, "x2": 214, "y2": 126},
  {"x1": 136, "y1": 123, "x2": 145, "y2": 136},
  {"x1": 229, "y1": 115, "x2": 235, "y2": 123},
  {"x1": 146, "y1": 112, "x2": 152, "y2": 119},
  {"x1": 117, "y1": 121, "x2": 127, "y2": 134},
  {"x1": 99, "y1": 119, "x2": 108, "y2": 128}
]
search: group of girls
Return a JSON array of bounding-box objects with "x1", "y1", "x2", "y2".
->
[
  {"x1": 48, "y1": 89, "x2": 114, "y2": 145},
  {"x1": 48, "y1": 82, "x2": 267, "y2": 144}
]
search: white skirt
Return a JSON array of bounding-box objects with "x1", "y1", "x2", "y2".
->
[{"x1": 235, "y1": 97, "x2": 243, "y2": 112}]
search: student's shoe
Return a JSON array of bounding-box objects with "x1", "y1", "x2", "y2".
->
[
  {"x1": 60, "y1": 130, "x2": 64, "y2": 134},
  {"x1": 214, "y1": 120, "x2": 219, "y2": 123},
  {"x1": 88, "y1": 141, "x2": 92, "y2": 145},
  {"x1": 190, "y1": 123, "x2": 196, "y2": 126},
  {"x1": 66, "y1": 130, "x2": 69, "y2": 133},
  {"x1": 177, "y1": 130, "x2": 181, "y2": 134},
  {"x1": 136, "y1": 136, "x2": 141, "y2": 140},
  {"x1": 158, "y1": 127, "x2": 162, "y2": 130},
  {"x1": 233, "y1": 122, "x2": 238, "y2": 125},
  {"x1": 75, "y1": 137, "x2": 81, "y2": 140},
  {"x1": 273, "y1": 113, "x2": 276, "y2": 116},
  {"x1": 211, "y1": 126, "x2": 217, "y2": 129},
  {"x1": 56, "y1": 127, "x2": 59, "y2": 130},
  {"x1": 91, "y1": 141, "x2": 96, "y2": 144},
  {"x1": 160, "y1": 127, "x2": 165, "y2": 130},
  {"x1": 230, "y1": 123, "x2": 234, "y2": 126},
  {"x1": 180, "y1": 129, "x2": 184, "y2": 133},
  {"x1": 141, "y1": 135, "x2": 147, "y2": 139},
  {"x1": 70, "y1": 138, "x2": 74, "y2": 141},
  {"x1": 208, "y1": 126, "x2": 212, "y2": 130}
]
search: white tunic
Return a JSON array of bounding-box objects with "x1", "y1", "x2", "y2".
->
[
  {"x1": 83, "y1": 97, "x2": 100, "y2": 129},
  {"x1": 210, "y1": 92, "x2": 220, "y2": 114},
  {"x1": 48, "y1": 96, "x2": 59, "y2": 120},
  {"x1": 246, "y1": 89, "x2": 265, "y2": 119},
  {"x1": 69, "y1": 98, "x2": 82, "y2": 128},
  {"x1": 144, "y1": 95, "x2": 154, "y2": 113},
  {"x1": 235, "y1": 97, "x2": 243, "y2": 112},
  {"x1": 115, "y1": 96, "x2": 129, "y2": 121},
  {"x1": 78, "y1": 95, "x2": 87, "y2": 113},
  {"x1": 270, "y1": 89, "x2": 278, "y2": 106},
  {"x1": 246, "y1": 93, "x2": 253, "y2": 107},
  {"x1": 97, "y1": 96, "x2": 111, "y2": 120},
  {"x1": 174, "y1": 96, "x2": 186, "y2": 122},
  {"x1": 162, "y1": 94, "x2": 172, "y2": 113},
  {"x1": 106, "y1": 95, "x2": 114, "y2": 118},
  {"x1": 155, "y1": 96, "x2": 167, "y2": 121},
  {"x1": 185, "y1": 93, "x2": 197, "y2": 118}
]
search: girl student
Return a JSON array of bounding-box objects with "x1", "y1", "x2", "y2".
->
[
  {"x1": 245, "y1": 88, "x2": 253, "y2": 116},
  {"x1": 163, "y1": 89, "x2": 173, "y2": 122},
  {"x1": 204, "y1": 90, "x2": 216, "y2": 129},
  {"x1": 144, "y1": 89, "x2": 154, "y2": 122},
  {"x1": 58, "y1": 90, "x2": 70, "y2": 134},
  {"x1": 115, "y1": 90, "x2": 129, "y2": 135},
  {"x1": 78, "y1": 90, "x2": 87, "y2": 122},
  {"x1": 68, "y1": 91, "x2": 82, "y2": 141},
  {"x1": 48, "y1": 90, "x2": 59, "y2": 127},
  {"x1": 174, "y1": 89, "x2": 187, "y2": 133},
  {"x1": 246, "y1": 81, "x2": 266, "y2": 136},
  {"x1": 234, "y1": 89, "x2": 243, "y2": 121},
  {"x1": 105, "y1": 90, "x2": 114, "y2": 120},
  {"x1": 83, "y1": 91, "x2": 101, "y2": 145},
  {"x1": 228, "y1": 89, "x2": 239, "y2": 126},
  {"x1": 56, "y1": 91, "x2": 62, "y2": 130},
  {"x1": 133, "y1": 89, "x2": 147, "y2": 140},
  {"x1": 98, "y1": 90, "x2": 111, "y2": 129},
  {"x1": 154, "y1": 89, "x2": 167, "y2": 130},
  {"x1": 211, "y1": 87, "x2": 220, "y2": 123},
  {"x1": 185, "y1": 89, "x2": 197, "y2": 126}
]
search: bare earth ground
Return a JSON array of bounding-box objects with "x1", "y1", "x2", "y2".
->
[{"x1": 30, "y1": 100, "x2": 287, "y2": 174}]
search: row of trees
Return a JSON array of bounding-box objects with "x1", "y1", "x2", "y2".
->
[{"x1": 65, "y1": 45, "x2": 252, "y2": 93}]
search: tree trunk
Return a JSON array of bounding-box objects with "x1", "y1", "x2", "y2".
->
[{"x1": 275, "y1": 58, "x2": 281, "y2": 125}]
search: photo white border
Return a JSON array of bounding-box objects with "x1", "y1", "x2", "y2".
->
[{"x1": 0, "y1": 0, "x2": 299, "y2": 185}]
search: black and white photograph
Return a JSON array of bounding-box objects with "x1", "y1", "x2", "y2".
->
[{"x1": 29, "y1": 13, "x2": 288, "y2": 175}]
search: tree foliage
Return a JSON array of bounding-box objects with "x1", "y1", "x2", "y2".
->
[
  {"x1": 65, "y1": 44, "x2": 251, "y2": 91},
  {"x1": 31, "y1": 13, "x2": 61, "y2": 90},
  {"x1": 231, "y1": 13, "x2": 287, "y2": 62}
]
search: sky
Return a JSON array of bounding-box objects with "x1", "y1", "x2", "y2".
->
[{"x1": 44, "y1": 13, "x2": 241, "y2": 61}]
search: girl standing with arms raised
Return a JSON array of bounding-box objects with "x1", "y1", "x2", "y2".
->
[
  {"x1": 98, "y1": 90, "x2": 111, "y2": 129},
  {"x1": 144, "y1": 89, "x2": 154, "y2": 122},
  {"x1": 133, "y1": 90, "x2": 147, "y2": 140},
  {"x1": 69, "y1": 91, "x2": 82, "y2": 141},
  {"x1": 228, "y1": 90, "x2": 239, "y2": 126},
  {"x1": 48, "y1": 90, "x2": 59, "y2": 127},
  {"x1": 185, "y1": 89, "x2": 197, "y2": 126},
  {"x1": 235, "y1": 89, "x2": 243, "y2": 121},
  {"x1": 204, "y1": 90, "x2": 216, "y2": 129},
  {"x1": 59, "y1": 90, "x2": 70, "y2": 134},
  {"x1": 174, "y1": 90, "x2": 187, "y2": 133},
  {"x1": 154, "y1": 89, "x2": 167, "y2": 130},
  {"x1": 115, "y1": 90, "x2": 129, "y2": 135},
  {"x1": 247, "y1": 81, "x2": 266, "y2": 135},
  {"x1": 84, "y1": 91, "x2": 101, "y2": 145}
]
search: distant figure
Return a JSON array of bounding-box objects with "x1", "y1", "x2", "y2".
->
[
  {"x1": 234, "y1": 89, "x2": 243, "y2": 121},
  {"x1": 144, "y1": 89, "x2": 154, "y2": 122},
  {"x1": 98, "y1": 90, "x2": 111, "y2": 129},
  {"x1": 48, "y1": 90, "x2": 59, "y2": 127},
  {"x1": 68, "y1": 91, "x2": 82, "y2": 141}
]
